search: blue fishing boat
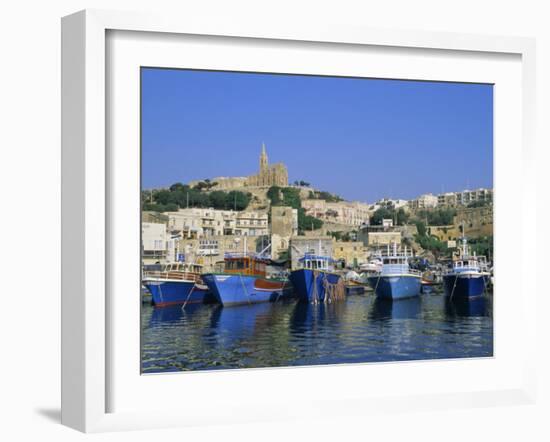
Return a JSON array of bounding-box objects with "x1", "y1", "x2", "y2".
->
[
  {"x1": 202, "y1": 246, "x2": 293, "y2": 307},
  {"x1": 367, "y1": 243, "x2": 422, "y2": 300},
  {"x1": 142, "y1": 262, "x2": 215, "y2": 307},
  {"x1": 289, "y1": 253, "x2": 345, "y2": 304},
  {"x1": 443, "y1": 237, "x2": 490, "y2": 299}
]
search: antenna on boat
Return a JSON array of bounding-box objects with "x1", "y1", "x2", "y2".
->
[{"x1": 461, "y1": 220, "x2": 467, "y2": 257}]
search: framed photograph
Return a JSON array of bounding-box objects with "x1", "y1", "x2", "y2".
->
[{"x1": 61, "y1": 9, "x2": 537, "y2": 432}]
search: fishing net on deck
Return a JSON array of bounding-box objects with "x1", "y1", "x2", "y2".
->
[{"x1": 311, "y1": 270, "x2": 346, "y2": 304}]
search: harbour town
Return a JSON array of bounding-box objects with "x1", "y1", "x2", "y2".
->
[{"x1": 141, "y1": 145, "x2": 494, "y2": 372}]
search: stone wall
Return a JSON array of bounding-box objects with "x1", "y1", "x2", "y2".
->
[{"x1": 333, "y1": 241, "x2": 367, "y2": 268}]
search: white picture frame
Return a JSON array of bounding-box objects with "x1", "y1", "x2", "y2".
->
[{"x1": 61, "y1": 9, "x2": 537, "y2": 433}]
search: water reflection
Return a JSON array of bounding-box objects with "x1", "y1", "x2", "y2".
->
[
  {"x1": 369, "y1": 297, "x2": 422, "y2": 321},
  {"x1": 445, "y1": 296, "x2": 492, "y2": 318},
  {"x1": 290, "y1": 301, "x2": 348, "y2": 332},
  {"x1": 208, "y1": 303, "x2": 274, "y2": 345},
  {"x1": 141, "y1": 293, "x2": 493, "y2": 373}
]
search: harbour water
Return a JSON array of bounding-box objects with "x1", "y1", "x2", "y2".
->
[{"x1": 141, "y1": 292, "x2": 493, "y2": 373}]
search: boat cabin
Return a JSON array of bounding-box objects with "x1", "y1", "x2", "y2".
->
[
  {"x1": 452, "y1": 259, "x2": 480, "y2": 272},
  {"x1": 451, "y1": 256, "x2": 488, "y2": 273},
  {"x1": 163, "y1": 262, "x2": 203, "y2": 274},
  {"x1": 298, "y1": 254, "x2": 333, "y2": 272},
  {"x1": 374, "y1": 243, "x2": 421, "y2": 277},
  {"x1": 380, "y1": 255, "x2": 415, "y2": 276},
  {"x1": 143, "y1": 262, "x2": 203, "y2": 282},
  {"x1": 223, "y1": 253, "x2": 268, "y2": 277},
  {"x1": 382, "y1": 256, "x2": 408, "y2": 265},
  {"x1": 451, "y1": 237, "x2": 489, "y2": 273}
]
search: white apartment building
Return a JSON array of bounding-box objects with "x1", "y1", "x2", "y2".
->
[
  {"x1": 234, "y1": 211, "x2": 269, "y2": 236},
  {"x1": 142, "y1": 222, "x2": 176, "y2": 264},
  {"x1": 456, "y1": 188, "x2": 493, "y2": 205},
  {"x1": 301, "y1": 200, "x2": 370, "y2": 226},
  {"x1": 165, "y1": 208, "x2": 268, "y2": 239},
  {"x1": 409, "y1": 193, "x2": 439, "y2": 210},
  {"x1": 437, "y1": 192, "x2": 458, "y2": 207},
  {"x1": 437, "y1": 188, "x2": 493, "y2": 207},
  {"x1": 369, "y1": 198, "x2": 409, "y2": 211}
]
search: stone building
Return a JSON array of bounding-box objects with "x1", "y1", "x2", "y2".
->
[
  {"x1": 409, "y1": 193, "x2": 439, "y2": 210},
  {"x1": 364, "y1": 231, "x2": 402, "y2": 247},
  {"x1": 437, "y1": 188, "x2": 493, "y2": 207},
  {"x1": 270, "y1": 205, "x2": 298, "y2": 259},
  {"x1": 427, "y1": 205, "x2": 493, "y2": 242},
  {"x1": 246, "y1": 143, "x2": 288, "y2": 187},
  {"x1": 190, "y1": 144, "x2": 288, "y2": 190},
  {"x1": 141, "y1": 222, "x2": 177, "y2": 265},
  {"x1": 453, "y1": 205, "x2": 493, "y2": 238},
  {"x1": 176, "y1": 234, "x2": 269, "y2": 272},
  {"x1": 164, "y1": 208, "x2": 268, "y2": 239},
  {"x1": 333, "y1": 241, "x2": 367, "y2": 268},
  {"x1": 203, "y1": 176, "x2": 247, "y2": 190},
  {"x1": 301, "y1": 199, "x2": 370, "y2": 226},
  {"x1": 357, "y1": 224, "x2": 402, "y2": 247}
]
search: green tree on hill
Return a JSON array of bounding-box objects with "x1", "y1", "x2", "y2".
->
[
  {"x1": 413, "y1": 220, "x2": 450, "y2": 258},
  {"x1": 415, "y1": 208, "x2": 457, "y2": 225},
  {"x1": 267, "y1": 185, "x2": 323, "y2": 234},
  {"x1": 308, "y1": 190, "x2": 344, "y2": 202},
  {"x1": 370, "y1": 207, "x2": 409, "y2": 226},
  {"x1": 143, "y1": 182, "x2": 251, "y2": 212}
]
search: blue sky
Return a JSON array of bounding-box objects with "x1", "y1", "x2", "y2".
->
[{"x1": 141, "y1": 68, "x2": 493, "y2": 202}]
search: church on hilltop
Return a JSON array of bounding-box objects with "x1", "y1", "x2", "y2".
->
[
  {"x1": 190, "y1": 143, "x2": 289, "y2": 190},
  {"x1": 246, "y1": 143, "x2": 288, "y2": 187}
]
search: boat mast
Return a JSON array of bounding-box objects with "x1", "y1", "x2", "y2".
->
[{"x1": 462, "y1": 223, "x2": 467, "y2": 258}]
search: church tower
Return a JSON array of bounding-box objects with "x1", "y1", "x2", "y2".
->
[{"x1": 260, "y1": 142, "x2": 268, "y2": 174}]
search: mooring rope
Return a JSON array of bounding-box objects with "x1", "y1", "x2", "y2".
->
[
  {"x1": 373, "y1": 275, "x2": 382, "y2": 296},
  {"x1": 450, "y1": 275, "x2": 459, "y2": 300},
  {"x1": 158, "y1": 281, "x2": 164, "y2": 305},
  {"x1": 181, "y1": 283, "x2": 196, "y2": 311},
  {"x1": 311, "y1": 270, "x2": 319, "y2": 304},
  {"x1": 239, "y1": 273, "x2": 252, "y2": 305}
]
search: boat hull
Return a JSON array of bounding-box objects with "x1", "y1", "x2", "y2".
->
[
  {"x1": 202, "y1": 273, "x2": 292, "y2": 307},
  {"x1": 143, "y1": 279, "x2": 214, "y2": 307},
  {"x1": 367, "y1": 275, "x2": 421, "y2": 300},
  {"x1": 289, "y1": 269, "x2": 343, "y2": 303},
  {"x1": 443, "y1": 273, "x2": 487, "y2": 299}
]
